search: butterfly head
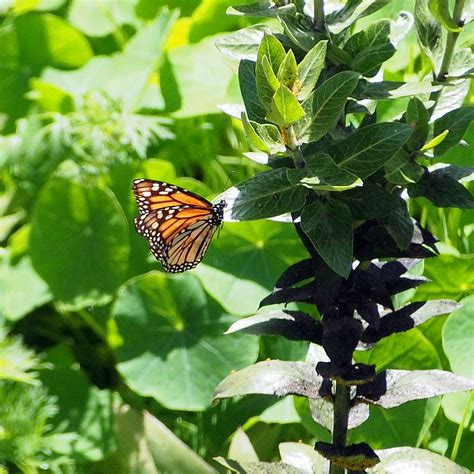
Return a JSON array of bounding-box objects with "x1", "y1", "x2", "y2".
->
[{"x1": 212, "y1": 200, "x2": 227, "y2": 226}]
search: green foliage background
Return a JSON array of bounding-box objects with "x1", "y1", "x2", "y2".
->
[{"x1": 0, "y1": 0, "x2": 473, "y2": 472}]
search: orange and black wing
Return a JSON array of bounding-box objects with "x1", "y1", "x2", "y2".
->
[{"x1": 132, "y1": 179, "x2": 225, "y2": 273}]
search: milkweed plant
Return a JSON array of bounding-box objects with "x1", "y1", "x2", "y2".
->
[{"x1": 212, "y1": 0, "x2": 474, "y2": 472}]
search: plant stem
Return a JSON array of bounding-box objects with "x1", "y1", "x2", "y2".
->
[
  {"x1": 451, "y1": 391, "x2": 473, "y2": 461},
  {"x1": 330, "y1": 382, "x2": 351, "y2": 474},
  {"x1": 314, "y1": 0, "x2": 324, "y2": 31},
  {"x1": 429, "y1": 0, "x2": 466, "y2": 105},
  {"x1": 287, "y1": 125, "x2": 305, "y2": 168}
]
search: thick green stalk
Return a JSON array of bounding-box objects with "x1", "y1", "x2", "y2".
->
[
  {"x1": 429, "y1": 0, "x2": 466, "y2": 105},
  {"x1": 330, "y1": 382, "x2": 351, "y2": 474},
  {"x1": 314, "y1": 0, "x2": 325, "y2": 31}
]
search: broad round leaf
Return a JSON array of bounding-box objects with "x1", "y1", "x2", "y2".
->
[
  {"x1": 442, "y1": 295, "x2": 474, "y2": 428},
  {"x1": 0, "y1": 253, "x2": 51, "y2": 321},
  {"x1": 194, "y1": 220, "x2": 307, "y2": 316},
  {"x1": 40, "y1": 345, "x2": 117, "y2": 461},
  {"x1": 112, "y1": 272, "x2": 258, "y2": 411},
  {"x1": 370, "y1": 447, "x2": 469, "y2": 473},
  {"x1": 353, "y1": 329, "x2": 442, "y2": 447},
  {"x1": 30, "y1": 177, "x2": 129, "y2": 309},
  {"x1": 442, "y1": 295, "x2": 474, "y2": 378}
]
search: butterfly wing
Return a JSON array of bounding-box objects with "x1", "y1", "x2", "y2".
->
[
  {"x1": 132, "y1": 179, "x2": 223, "y2": 273},
  {"x1": 133, "y1": 179, "x2": 212, "y2": 214}
]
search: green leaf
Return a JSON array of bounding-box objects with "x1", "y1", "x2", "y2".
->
[
  {"x1": 378, "y1": 200, "x2": 415, "y2": 249},
  {"x1": 295, "y1": 71, "x2": 360, "y2": 143},
  {"x1": 214, "y1": 360, "x2": 323, "y2": 400},
  {"x1": 326, "y1": 0, "x2": 390, "y2": 34},
  {"x1": 253, "y1": 123, "x2": 286, "y2": 154},
  {"x1": 297, "y1": 40, "x2": 327, "y2": 101},
  {"x1": 428, "y1": 0, "x2": 463, "y2": 32},
  {"x1": 288, "y1": 153, "x2": 362, "y2": 191},
  {"x1": 277, "y1": 50, "x2": 298, "y2": 89},
  {"x1": 258, "y1": 33, "x2": 286, "y2": 75},
  {"x1": 431, "y1": 49, "x2": 473, "y2": 120},
  {"x1": 408, "y1": 174, "x2": 474, "y2": 208},
  {"x1": 266, "y1": 85, "x2": 305, "y2": 127},
  {"x1": 0, "y1": 11, "x2": 92, "y2": 128},
  {"x1": 301, "y1": 198, "x2": 353, "y2": 278},
  {"x1": 239, "y1": 59, "x2": 266, "y2": 122},
  {"x1": 375, "y1": 447, "x2": 473, "y2": 473},
  {"x1": 415, "y1": 0, "x2": 443, "y2": 67},
  {"x1": 115, "y1": 407, "x2": 217, "y2": 474},
  {"x1": 337, "y1": 182, "x2": 400, "y2": 220},
  {"x1": 28, "y1": 79, "x2": 74, "y2": 114},
  {"x1": 420, "y1": 130, "x2": 449, "y2": 151},
  {"x1": 0, "y1": 254, "x2": 51, "y2": 322},
  {"x1": 162, "y1": 33, "x2": 238, "y2": 117},
  {"x1": 433, "y1": 107, "x2": 474, "y2": 156},
  {"x1": 343, "y1": 19, "x2": 391, "y2": 57},
  {"x1": 40, "y1": 346, "x2": 117, "y2": 461},
  {"x1": 384, "y1": 150, "x2": 424, "y2": 184},
  {"x1": 416, "y1": 254, "x2": 474, "y2": 301},
  {"x1": 442, "y1": 295, "x2": 474, "y2": 378},
  {"x1": 351, "y1": 42, "x2": 395, "y2": 77},
  {"x1": 406, "y1": 97, "x2": 430, "y2": 148},
  {"x1": 362, "y1": 80, "x2": 442, "y2": 99},
  {"x1": 256, "y1": 54, "x2": 280, "y2": 110},
  {"x1": 326, "y1": 122, "x2": 412, "y2": 179},
  {"x1": 44, "y1": 10, "x2": 177, "y2": 113},
  {"x1": 29, "y1": 177, "x2": 129, "y2": 309},
  {"x1": 226, "y1": 168, "x2": 308, "y2": 221},
  {"x1": 216, "y1": 24, "x2": 272, "y2": 61},
  {"x1": 353, "y1": 330, "x2": 442, "y2": 447},
  {"x1": 0, "y1": 327, "x2": 44, "y2": 384},
  {"x1": 112, "y1": 272, "x2": 258, "y2": 410},
  {"x1": 68, "y1": 0, "x2": 139, "y2": 37},
  {"x1": 14, "y1": 12, "x2": 93, "y2": 69},
  {"x1": 194, "y1": 220, "x2": 307, "y2": 316},
  {"x1": 228, "y1": 2, "x2": 296, "y2": 17},
  {"x1": 241, "y1": 111, "x2": 270, "y2": 153}
]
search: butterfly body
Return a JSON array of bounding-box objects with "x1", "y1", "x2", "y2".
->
[{"x1": 132, "y1": 179, "x2": 226, "y2": 273}]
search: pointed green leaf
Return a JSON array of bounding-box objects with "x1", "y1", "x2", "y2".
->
[
  {"x1": 295, "y1": 71, "x2": 360, "y2": 143},
  {"x1": 258, "y1": 33, "x2": 286, "y2": 73},
  {"x1": 351, "y1": 42, "x2": 395, "y2": 76},
  {"x1": 327, "y1": 122, "x2": 413, "y2": 179},
  {"x1": 326, "y1": 0, "x2": 390, "y2": 34},
  {"x1": 408, "y1": 174, "x2": 474, "y2": 208},
  {"x1": 428, "y1": 0, "x2": 463, "y2": 32},
  {"x1": 288, "y1": 153, "x2": 362, "y2": 191},
  {"x1": 378, "y1": 200, "x2": 414, "y2": 249},
  {"x1": 256, "y1": 54, "x2": 281, "y2": 109},
  {"x1": 433, "y1": 106, "x2": 474, "y2": 155},
  {"x1": 297, "y1": 40, "x2": 327, "y2": 101},
  {"x1": 239, "y1": 59, "x2": 266, "y2": 122},
  {"x1": 266, "y1": 85, "x2": 305, "y2": 127},
  {"x1": 253, "y1": 123, "x2": 286, "y2": 153},
  {"x1": 420, "y1": 130, "x2": 449, "y2": 151},
  {"x1": 241, "y1": 112, "x2": 270, "y2": 153},
  {"x1": 338, "y1": 182, "x2": 401, "y2": 220},
  {"x1": 227, "y1": 168, "x2": 307, "y2": 220},
  {"x1": 277, "y1": 50, "x2": 298, "y2": 89},
  {"x1": 384, "y1": 150, "x2": 424, "y2": 184},
  {"x1": 343, "y1": 19, "x2": 391, "y2": 57},
  {"x1": 415, "y1": 0, "x2": 443, "y2": 67},
  {"x1": 406, "y1": 97, "x2": 430, "y2": 147},
  {"x1": 301, "y1": 198, "x2": 353, "y2": 278}
]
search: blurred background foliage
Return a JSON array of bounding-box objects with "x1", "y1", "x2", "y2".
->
[{"x1": 0, "y1": 0, "x2": 473, "y2": 472}]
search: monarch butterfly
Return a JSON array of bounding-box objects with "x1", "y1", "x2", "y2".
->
[{"x1": 132, "y1": 179, "x2": 227, "y2": 273}]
